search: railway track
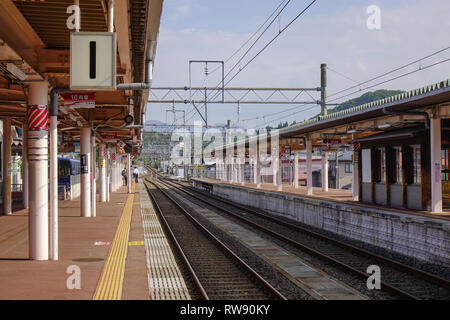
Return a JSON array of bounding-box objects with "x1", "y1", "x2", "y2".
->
[
  {"x1": 143, "y1": 178, "x2": 286, "y2": 300},
  {"x1": 148, "y1": 168, "x2": 450, "y2": 300}
]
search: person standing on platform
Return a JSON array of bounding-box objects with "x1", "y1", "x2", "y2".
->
[
  {"x1": 133, "y1": 167, "x2": 139, "y2": 183},
  {"x1": 121, "y1": 168, "x2": 127, "y2": 186}
]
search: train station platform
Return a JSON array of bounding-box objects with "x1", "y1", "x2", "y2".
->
[
  {"x1": 193, "y1": 178, "x2": 450, "y2": 220},
  {"x1": 191, "y1": 178, "x2": 450, "y2": 267},
  {"x1": 0, "y1": 183, "x2": 149, "y2": 300}
]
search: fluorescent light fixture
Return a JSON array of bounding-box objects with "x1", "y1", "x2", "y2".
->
[
  {"x1": 378, "y1": 123, "x2": 391, "y2": 129},
  {"x1": 347, "y1": 129, "x2": 357, "y2": 134},
  {"x1": 6, "y1": 63, "x2": 27, "y2": 81}
]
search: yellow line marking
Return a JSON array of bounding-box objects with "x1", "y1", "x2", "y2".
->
[
  {"x1": 93, "y1": 182, "x2": 136, "y2": 300},
  {"x1": 128, "y1": 241, "x2": 144, "y2": 246}
]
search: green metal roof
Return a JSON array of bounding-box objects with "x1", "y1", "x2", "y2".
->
[{"x1": 285, "y1": 79, "x2": 450, "y2": 132}]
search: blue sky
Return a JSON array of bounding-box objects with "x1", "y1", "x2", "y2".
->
[{"x1": 146, "y1": 0, "x2": 450, "y2": 129}]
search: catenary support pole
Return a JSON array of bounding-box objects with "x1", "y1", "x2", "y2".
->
[{"x1": 321, "y1": 63, "x2": 327, "y2": 116}]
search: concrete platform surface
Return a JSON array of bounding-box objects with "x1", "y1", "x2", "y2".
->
[
  {"x1": 194, "y1": 178, "x2": 450, "y2": 221},
  {"x1": 0, "y1": 184, "x2": 149, "y2": 300}
]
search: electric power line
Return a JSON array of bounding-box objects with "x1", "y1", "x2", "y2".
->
[
  {"x1": 182, "y1": 0, "x2": 292, "y2": 123},
  {"x1": 240, "y1": 47, "x2": 450, "y2": 126},
  {"x1": 250, "y1": 56, "x2": 449, "y2": 130},
  {"x1": 328, "y1": 57, "x2": 450, "y2": 103},
  {"x1": 187, "y1": 0, "x2": 318, "y2": 122},
  {"x1": 328, "y1": 46, "x2": 450, "y2": 99}
]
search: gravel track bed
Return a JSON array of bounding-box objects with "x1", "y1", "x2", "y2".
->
[
  {"x1": 158, "y1": 182, "x2": 314, "y2": 300},
  {"x1": 166, "y1": 180, "x2": 450, "y2": 300},
  {"x1": 145, "y1": 181, "x2": 280, "y2": 300}
]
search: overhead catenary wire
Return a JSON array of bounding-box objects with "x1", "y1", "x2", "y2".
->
[
  {"x1": 186, "y1": 0, "x2": 318, "y2": 123},
  {"x1": 207, "y1": 0, "x2": 290, "y2": 77},
  {"x1": 248, "y1": 57, "x2": 449, "y2": 131},
  {"x1": 181, "y1": 0, "x2": 292, "y2": 123},
  {"x1": 328, "y1": 46, "x2": 450, "y2": 98},
  {"x1": 328, "y1": 57, "x2": 450, "y2": 103},
  {"x1": 221, "y1": 0, "x2": 318, "y2": 89},
  {"x1": 240, "y1": 47, "x2": 450, "y2": 126}
]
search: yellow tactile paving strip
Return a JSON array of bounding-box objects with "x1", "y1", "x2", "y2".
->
[
  {"x1": 93, "y1": 183, "x2": 136, "y2": 300},
  {"x1": 140, "y1": 183, "x2": 191, "y2": 300},
  {"x1": 128, "y1": 241, "x2": 144, "y2": 246}
]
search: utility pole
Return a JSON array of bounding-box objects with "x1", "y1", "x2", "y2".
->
[{"x1": 321, "y1": 63, "x2": 327, "y2": 116}]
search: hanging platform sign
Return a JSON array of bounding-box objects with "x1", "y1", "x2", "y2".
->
[
  {"x1": 117, "y1": 140, "x2": 126, "y2": 150},
  {"x1": 70, "y1": 32, "x2": 116, "y2": 90},
  {"x1": 64, "y1": 92, "x2": 95, "y2": 109},
  {"x1": 325, "y1": 139, "x2": 342, "y2": 146},
  {"x1": 102, "y1": 134, "x2": 117, "y2": 143}
]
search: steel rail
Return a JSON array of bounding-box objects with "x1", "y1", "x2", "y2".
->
[
  {"x1": 155, "y1": 175, "x2": 420, "y2": 300},
  {"x1": 175, "y1": 179, "x2": 450, "y2": 290},
  {"x1": 145, "y1": 180, "x2": 209, "y2": 300},
  {"x1": 145, "y1": 177, "x2": 286, "y2": 300}
]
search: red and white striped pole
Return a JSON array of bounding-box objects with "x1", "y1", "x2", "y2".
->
[
  {"x1": 27, "y1": 82, "x2": 49, "y2": 260},
  {"x1": 49, "y1": 100, "x2": 58, "y2": 260}
]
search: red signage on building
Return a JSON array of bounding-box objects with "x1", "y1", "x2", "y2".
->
[{"x1": 327, "y1": 139, "x2": 342, "y2": 146}]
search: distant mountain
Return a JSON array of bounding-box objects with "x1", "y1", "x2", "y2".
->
[
  {"x1": 308, "y1": 89, "x2": 404, "y2": 121},
  {"x1": 144, "y1": 120, "x2": 173, "y2": 133},
  {"x1": 326, "y1": 89, "x2": 404, "y2": 114},
  {"x1": 261, "y1": 89, "x2": 405, "y2": 133}
]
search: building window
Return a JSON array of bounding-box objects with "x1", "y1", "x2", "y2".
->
[
  {"x1": 394, "y1": 147, "x2": 402, "y2": 183},
  {"x1": 345, "y1": 163, "x2": 353, "y2": 173},
  {"x1": 412, "y1": 145, "x2": 421, "y2": 184}
]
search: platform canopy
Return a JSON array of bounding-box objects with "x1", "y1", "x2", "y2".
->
[{"x1": 0, "y1": 0, "x2": 163, "y2": 154}]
